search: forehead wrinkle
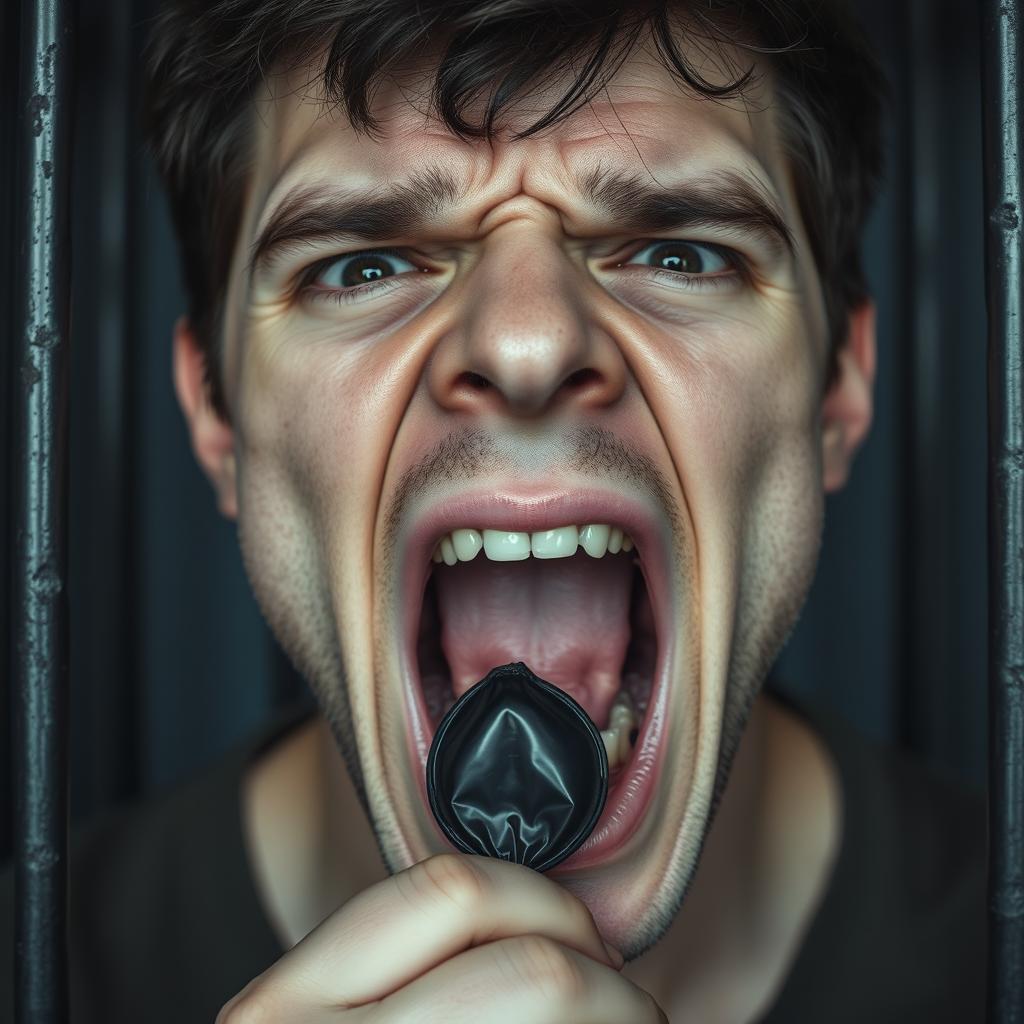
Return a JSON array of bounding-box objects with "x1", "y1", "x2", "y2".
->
[
  {"x1": 243, "y1": 64, "x2": 801, "y2": 272},
  {"x1": 256, "y1": 56, "x2": 769, "y2": 197},
  {"x1": 516, "y1": 138, "x2": 788, "y2": 244},
  {"x1": 248, "y1": 17, "x2": 775, "y2": 210}
]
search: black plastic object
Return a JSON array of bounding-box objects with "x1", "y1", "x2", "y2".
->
[{"x1": 426, "y1": 662, "x2": 608, "y2": 872}]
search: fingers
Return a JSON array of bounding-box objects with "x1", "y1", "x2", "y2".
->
[
  {"x1": 234, "y1": 854, "x2": 621, "y2": 1013},
  {"x1": 373, "y1": 934, "x2": 668, "y2": 1024}
]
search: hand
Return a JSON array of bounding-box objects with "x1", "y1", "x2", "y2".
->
[{"x1": 216, "y1": 852, "x2": 669, "y2": 1023}]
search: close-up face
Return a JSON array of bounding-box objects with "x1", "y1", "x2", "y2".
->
[{"x1": 178, "y1": 30, "x2": 871, "y2": 961}]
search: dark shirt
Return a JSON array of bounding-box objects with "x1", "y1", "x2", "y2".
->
[{"x1": 0, "y1": 697, "x2": 986, "y2": 1022}]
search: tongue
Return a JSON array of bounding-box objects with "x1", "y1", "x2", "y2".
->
[{"x1": 434, "y1": 552, "x2": 633, "y2": 730}]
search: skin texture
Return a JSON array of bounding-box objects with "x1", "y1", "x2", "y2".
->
[{"x1": 175, "y1": 30, "x2": 875, "y2": 1022}]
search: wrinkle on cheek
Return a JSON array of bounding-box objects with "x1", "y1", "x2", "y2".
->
[
  {"x1": 245, "y1": 312, "x2": 301, "y2": 379},
  {"x1": 235, "y1": 320, "x2": 328, "y2": 473},
  {"x1": 630, "y1": 309, "x2": 817, "y2": 512},
  {"x1": 248, "y1": 292, "x2": 295, "y2": 323},
  {"x1": 242, "y1": 363, "x2": 383, "y2": 533},
  {"x1": 690, "y1": 302, "x2": 819, "y2": 431},
  {"x1": 626, "y1": 333, "x2": 748, "y2": 492}
]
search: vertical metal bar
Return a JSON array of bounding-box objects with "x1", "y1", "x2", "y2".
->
[
  {"x1": 1, "y1": 0, "x2": 25, "y2": 873},
  {"x1": 12, "y1": 0, "x2": 73, "y2": 1020},
  {"x1": 982, "y1": 0, "x2": 1024, "y2": 1020}
]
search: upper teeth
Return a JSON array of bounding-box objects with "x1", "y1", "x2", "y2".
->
[{"x1": 430, "y1": 524, "x2": 635, "y2": 564}]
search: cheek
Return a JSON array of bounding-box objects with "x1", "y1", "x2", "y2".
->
[
  {"x1": 640, "y1": 306, "x2": 822, "y2": 515},
  {"x1": 727, "y1": 309, "x2": 825, "y2": 587},
  {"x1": 641, "y1": 309, "x2": 824, "y2": 655},
  {"x1": 736, "y1": 439, "x2": 824, "y2": 637},
  {"x1": 697, "y1": 312, "x2": 824, "y2": 682},
  {"x1": 229, "y1": 324, "x2": 404, "y2": 685},
  {"x1": 695, "y1": 311, "x2": 824, "y2": 590},
  {"x1": 234, "y1": 321, "x2": 398, "y2": 518}
]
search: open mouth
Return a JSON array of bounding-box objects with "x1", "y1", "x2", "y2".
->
[{"x1": 399, "y1": 491, "x2": 672, "y2": 871}]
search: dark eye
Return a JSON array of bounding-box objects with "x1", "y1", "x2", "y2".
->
[
  {"x1": 623, "y1": 241, "x2": 731, "y2": 274},
  {"x1": 312, "y1": 250, "x2": 419, "y2": 289}
]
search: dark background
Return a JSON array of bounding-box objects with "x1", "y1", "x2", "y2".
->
[{"x1": 0, "y1": 0, "x2": 989, "y2": 860}]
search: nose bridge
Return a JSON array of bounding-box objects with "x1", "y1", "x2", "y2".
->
[
  {"x1": 468, "y1": 231, "x2": 584, "y2": 371},
  {"x1": 432, "y1": 226, "x2": 624, "y2": 419}
]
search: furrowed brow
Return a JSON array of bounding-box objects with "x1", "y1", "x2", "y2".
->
[
  {"x1": 247, "y1": 163, "x2": 462, "y2": 278},
  {"x1": 578, "y1": 164, "x2": 797, "y2": 261},
  {"x1": 248, "y1": 161, "x2": 795, "y2": 280}
]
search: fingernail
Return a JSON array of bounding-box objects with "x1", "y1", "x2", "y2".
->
[{"x1": 602, "y1": 939, "x2": 625, "y2": 968}]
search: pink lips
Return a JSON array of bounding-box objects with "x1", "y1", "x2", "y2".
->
[{"x1": 398, "y1": 487, "x2": 673, "y2": 870}]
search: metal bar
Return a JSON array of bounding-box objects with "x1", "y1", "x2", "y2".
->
[
  {"x1": 1, "y1": 0, "x2": 24, "y2": 874},
  {"x1": 12, "y1": 0, "x2": 74, "y2": 1020},
  {"x1": 982, "y1": 0, "x2": 1024, "y2": 1020}
]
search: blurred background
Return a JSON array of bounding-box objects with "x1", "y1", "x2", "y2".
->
[{"x1": 0, "y1": 0, "x2": 989, "y2": 860}]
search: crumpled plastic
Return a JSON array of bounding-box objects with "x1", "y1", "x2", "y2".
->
[{"x1": 426, "y1": 662, "x2": 608, "y2": 872}]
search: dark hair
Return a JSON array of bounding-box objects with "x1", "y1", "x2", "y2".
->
[{"x1": 143, "y1": 0, "x2": 886, "y2": 415}]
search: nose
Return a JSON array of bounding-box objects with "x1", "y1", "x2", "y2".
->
[{"x1": 427, "y1": 234, "x2": 626, "y2": 419}]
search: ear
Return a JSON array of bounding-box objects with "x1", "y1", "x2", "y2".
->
[
  {"x1": 821, "y1": 299, "x2": 876, "y2": 493},
  {"x1": 173, "y1": 316, "x2": 238, "y2": 519}
]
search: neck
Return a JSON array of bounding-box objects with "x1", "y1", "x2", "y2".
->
[
  {"x1": 242, "y1": 714, "x2": 388, "y2": 947},
  {"x1": 621, "y1": 694, "x2": 841, "y2": 1020}
]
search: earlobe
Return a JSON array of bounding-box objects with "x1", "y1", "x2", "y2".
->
[
  {"x1": 821, "y1": 300, "x2": 876, "y2": 493},
  {"x1": 172, "y1": 316, "x2": 238, "y2": 519}
]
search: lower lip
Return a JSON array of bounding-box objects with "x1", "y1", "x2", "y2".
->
[{"x1": 398, "y1": 551, "x2": 672, "y2": 873}]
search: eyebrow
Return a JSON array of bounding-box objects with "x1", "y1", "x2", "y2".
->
[{"x1": 248, "y1": 160, "x2": 796, "y2": 279}]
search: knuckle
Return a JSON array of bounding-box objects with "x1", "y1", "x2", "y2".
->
[
  {"x1": 412, "y1": 853, "x2": 488, "y2": 911},
  {"x1": 504, "y1": 935, "x2": 586, "y2": 1004}
]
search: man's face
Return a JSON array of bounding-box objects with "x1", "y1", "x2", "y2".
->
[{"x1": 179, "y1": 36, "x2": 872, "y2": 958}]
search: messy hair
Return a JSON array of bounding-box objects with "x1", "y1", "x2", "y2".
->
[{"x1": 143, "y1": 0, "x2": 886, "y2": 414}]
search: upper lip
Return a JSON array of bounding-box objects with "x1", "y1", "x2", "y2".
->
[{"x1": 403, "y1": 486, "x2": 665, "y2": 579}]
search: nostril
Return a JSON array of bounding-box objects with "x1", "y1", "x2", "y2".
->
[
  {"x1": 460, "y1": 371, "x2": 491, "y2": 392},
  {"x1": 451, "y1": 368, "x2": 602, "y2": 412},
  {"x1": 565, "y1": 368, "x2": 601, "y2": 390}
]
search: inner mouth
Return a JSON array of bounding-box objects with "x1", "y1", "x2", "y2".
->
[{"x1": 415, "y1": 546, "x2": 658, "y2": 776}]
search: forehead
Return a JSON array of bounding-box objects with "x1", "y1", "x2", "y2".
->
[{"x1": 245, "y1": 40, "x2": 790, "y2": 237}]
